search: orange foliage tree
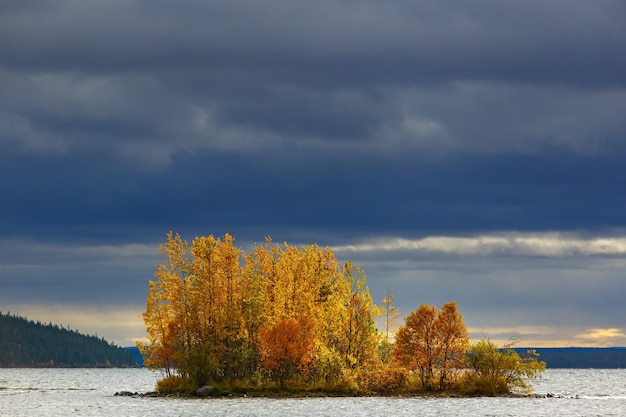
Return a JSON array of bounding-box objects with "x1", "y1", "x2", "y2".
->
[
  {"x1": 257, "y1": 315, "x2": 316, "y2": 388},
  {"x1": 392, "y1": 302, "x2": 469, "y2": 391},
  {"x1": 435, "y1": 301, "x2": 469, "y2": 389}
]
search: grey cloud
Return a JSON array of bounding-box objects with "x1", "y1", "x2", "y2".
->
[
  {"x1": 1, "y1": 0, "x2": 624, "y2": 166},
  {"x1": 0, "y1": 239, "x2": 158, "y2": 307},
  {"x1": 4, "y1": 234, "x2": 625, "y2": 332},
  {"x1": 1, "y1": 0, "x2": 626, "y2": 346},
  {"x1": 389, "y1": 83, "x2": 626, "y2": 154},
  {"x1": 353, "y1": 251, "x2": 626, "y2": 332},
  {"x1": 2, "y1": 1, "x2": 623, "y2": 84}
]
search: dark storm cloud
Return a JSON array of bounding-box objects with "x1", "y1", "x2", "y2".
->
[
  {"x1": 2, "y1": 0, "x2": 624, "y2": 83},
  {"x1": 1, "y1": 0, "x2": 626, "y2": 345},
  {"x1": 3, "y1": 146, "x2": 626, "y2": 245},
  {"x1": 1, "y1": 0, "x2": 625, "y2": 166}
]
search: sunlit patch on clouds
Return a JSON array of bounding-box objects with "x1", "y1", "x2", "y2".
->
[
  {"x1": 333, "y1": 232, "x2": 626, "y2": 257},
  {"x1": 468, "y1": 326, "x2": 626, "y2": 348},
  {"x1": 468, "y1": 325, "x2": 569, "y2": 347},
  {"x1": 574, "y1": 328, "x2": 626, "y2": 347}
]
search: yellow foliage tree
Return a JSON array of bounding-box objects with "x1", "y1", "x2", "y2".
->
[
  {"x1": 379, "y1": 291, "x2": 400, "y2": 363},
  {"x1": 187, "y1": 233, "x2": 244, "y2": 384},
  {"x1": 340, "y1": 261, "x2": 380, "y2": 370},
  {"x1": 140, "y1": 232, "x2": 191, "y2": 377},
  {"x1": 140, "y1": 232, "x2": 384, "y2": 392},
  {"x1": 140, "y1": 233, "x2": 492, "y2": 396},
  {"x1": 140, "y1": 232, "x2": 248, "y2": 387}
]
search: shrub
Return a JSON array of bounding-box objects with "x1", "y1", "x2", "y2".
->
[
  {"x1": 323, "y1": 370, "x2": 362, "y2": 395},
  {"x1": 155, "y1": 375, "x2": 197, "y2": 396},
  {"x1": 360, "y1": 366, "x2": 408, "y2": 394},
  {"x1": 464, "y1": 339, "x2": 546, "y2": 395},
  {"x1": 459, "y1": 373, "x2": 509, "y2": 396}
]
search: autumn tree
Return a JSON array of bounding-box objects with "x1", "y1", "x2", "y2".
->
[
  {"x1": 392, "y1": 304, "x2": 438, "y2": 390},
  {"x1": 257, "y1": 315, "x2": 316, "y2": 388},
  {"x1": 187, "y1": 233, "x2": 245, "y2": 384},
  {"x1": 245, "y1": 239, "x2": 359, "y2": 386},
  {"x1": 239, "y1": 237, "x2": 277, "y2": 376},
  {"x1": 339, "y1": 261, "x2": 380, "y2": 370},
  {"x1": 392, "y1": 302, "x2": 469, "y2": 391},
  {"x1": 140, "y1": 232, "x2": 191, "y2": 377},
  {"x1": 141, "y1": 232, "x2": 385, "y2": 393},
  {"x1": 464, "y1": 339, "x2": 546, "y2": 395},
  {"x1": 379, "y1": 291, "x2": 400, "y2": 364},
  {"x1": 140, "y1": 232, "x2": 247, "y2": 387},
  {"x1": 435, "y1": 302, "x2": 470, "y2": 389}
]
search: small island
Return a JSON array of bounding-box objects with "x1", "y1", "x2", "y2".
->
[{"x1": 138, "y1": 232, "x2": 545, "y2": 397}]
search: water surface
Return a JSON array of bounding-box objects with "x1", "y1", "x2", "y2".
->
[{"x1": 1, "y1": 368, "x2": 625, "y2": 416}]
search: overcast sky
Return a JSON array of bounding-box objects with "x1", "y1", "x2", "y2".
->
[{"x1": 2, "y1": 0, "x2": 626, "y2": 348}]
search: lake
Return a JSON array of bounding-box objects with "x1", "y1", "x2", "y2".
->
[{"x1": 1, "y1": 368, "x2": 625, "y2": 416}]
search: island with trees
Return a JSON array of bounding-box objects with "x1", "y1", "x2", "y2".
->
[{"x1": 138, "y1": 232, "x2": 545, "y2": 397}]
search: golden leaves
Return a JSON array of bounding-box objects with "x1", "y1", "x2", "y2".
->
[{"x1": 140, "y1": 231, "x2": 382, "y2": 388}]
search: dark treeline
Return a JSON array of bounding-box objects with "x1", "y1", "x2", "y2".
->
[
  {"x1": 516, "y1": 348, "x2": 626, "y2": 369},
  {"x1": 0, "y1": 312, "x2": 139, "y2": 368}
]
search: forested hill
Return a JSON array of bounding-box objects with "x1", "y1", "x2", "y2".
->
[
  {"x1": 516, "y1": 347, "x2": 626, "y2": 368},
  {"x1": 0, "y1": 312, "x2": 139, "y2": 367}
]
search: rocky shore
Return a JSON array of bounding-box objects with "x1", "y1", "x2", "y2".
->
[{"x1": 115, "y1": 388, "x2": 580, "y2": 399}]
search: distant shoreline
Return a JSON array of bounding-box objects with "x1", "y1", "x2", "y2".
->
[
  {"x1": 4, "y1": 347, "x2": 625, "y2": 369},
  {"x1": 514, "y1": 347, "x2": 626, "y2": 368}
]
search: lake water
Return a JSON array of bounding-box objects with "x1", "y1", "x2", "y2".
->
[{"x1": 1, "y1": 368, "x2": 625, "y2": 416}]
